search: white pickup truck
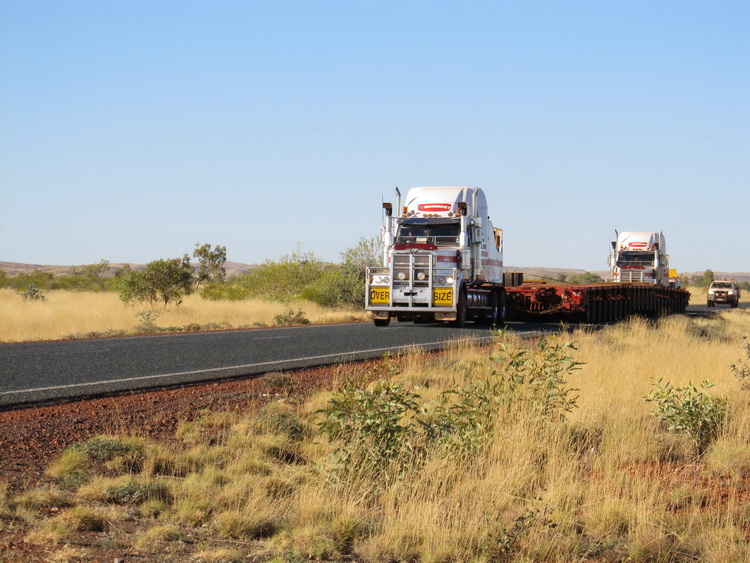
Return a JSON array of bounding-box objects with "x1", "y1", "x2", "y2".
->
[{"x1": 707, "y1": 280, "x2": 741, "y2": 308}]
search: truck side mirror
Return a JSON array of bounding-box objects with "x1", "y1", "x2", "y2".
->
[
  {"x1": 383, "y1": 202, "x2": 392, "y2": 217},
  {"x1": 457, "y1": 202, "x2": 467, "y2": 216}
]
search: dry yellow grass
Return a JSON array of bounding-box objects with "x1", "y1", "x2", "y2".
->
[
  {"x1": 15, "y1": 307, "x2": 750, "y2": 560},
  {"x1": 0, "y1": 289, "x2": 368, "y2": 343}
]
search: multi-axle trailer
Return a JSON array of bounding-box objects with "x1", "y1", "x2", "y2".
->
[{"x1": 505, "y1": 280, "x2": 690, "y2": 323}]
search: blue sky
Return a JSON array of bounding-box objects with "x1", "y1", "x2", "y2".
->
[{"x1": 1, "y1": 0, "x2": 748, "y2": 273}]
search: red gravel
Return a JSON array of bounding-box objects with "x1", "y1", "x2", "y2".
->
[
  {"x1": 0, "y1": 364, "x2": 355, "y2": 561},
  {"x1": 0, "y1": 365, "x2": 349, "y2": 492}
]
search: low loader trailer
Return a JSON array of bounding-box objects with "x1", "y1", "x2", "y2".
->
[{"x1": 506, "y1": 281, "x2": 690, "y2": 323}]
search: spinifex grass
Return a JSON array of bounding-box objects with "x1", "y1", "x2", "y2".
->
[
  {"x1": 0, "y1": 288, "x2": 368, "y2": 343},
  {"x1": 10, "y1": 308, "x2": 750, "y2": 562}
]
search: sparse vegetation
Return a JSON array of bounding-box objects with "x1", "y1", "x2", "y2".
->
[
  {"x1": 17, "y1": 283, "x2": 46, "y2": 301},
  {"x1": 0, "y1": 241, "x2": 380, "y2": 342},
  {"x1": 6, "y1": 309, "x2": 750, "y2": 561},
  {"x1": 273, "y1": 308, "x2": 310, "y2": 326},
  {"x1": 645, "y1": 378, "x2": 728, "y2": 456},
  {"x1": 0, "y1": 289, "x2": 367, "y2": 343}
]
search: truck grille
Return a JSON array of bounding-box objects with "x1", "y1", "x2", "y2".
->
[
  {"x1": 393, "y1": 254, "x2": 432, "y2": 285},
  {"x1": 620, "y1": 270, "x2": 644, "y2": 283}
]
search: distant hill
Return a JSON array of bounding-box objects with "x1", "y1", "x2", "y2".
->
[
  {"x1": 0, "y1": 261, "x2": 253, "y2": 278},
  {"x1": 1, "y1": 262, "x2": 748, "y2": 283}
]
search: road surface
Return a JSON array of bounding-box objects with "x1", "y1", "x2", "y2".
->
[{"x1": 1, "y1": 320, "x2": 559, "y2": 408}]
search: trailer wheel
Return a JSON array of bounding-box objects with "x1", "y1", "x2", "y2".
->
[
  {"x1": 452, "y1": 288, "x2": 468, "y2": 328},
  {"x1": 373, "y1": 317, "x2": 391, "y2": 327}
]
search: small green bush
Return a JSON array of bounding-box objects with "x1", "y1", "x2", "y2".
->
[
  {"x1": 491, "y1": 334, "x2": 581, "y2": 420},
  {"x1": 18, "y1": 284, "x2": 46, "y2": 301},
  {"x1": 318, "y1": 380, "x2": 421, "y2": 478},
  {"x1": 645, "y1": 378, "x2": 728, "y2": 456},
  {"x1": 274, "y1": 309, "x2": 309, "y2": 326},
  {"x1": 75, "y1": 436, "x2": 142, "y2": 462},
  {"x1": 105, "y1": 479, "x2": 172, "y2": 505}
]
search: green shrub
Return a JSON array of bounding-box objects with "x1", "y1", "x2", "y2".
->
[
  {"x1": 74, "y1": 435, "x2": 143, "y2": 462},
  {"x1": 317, "y1": 335, "x2": 582, "y2": 480},
  {"x1": 238, "y1": 247, "x2": 325, "y2": 302},
  {"x1": 274, "y1": 309, "x2": 309, "y2": 326},
  {"x1": 317, "y1": 380, "x2": 421, "y2": 478},
  {"x1": 18, "y1": 284, "x2": 46, "y2": 301},
  {"x1": 199, "y1": 282, "x2": 252, "y2": 301},
  {"x1": 645, "y1": 379, "x2": 728, "y2": 456},
  {"x1": 491, "y1": 334, "x2": 581, "y2": 420},
  {"x1": 104, "y1": 479, "x2": 172, "y2": 505}
]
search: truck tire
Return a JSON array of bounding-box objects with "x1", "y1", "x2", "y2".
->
[
  {"x1": 373, "y1": 317, "x2": 391, "y2": 327},
  {"x1": 452, "y1": 288, "x2": 468, "y2": 328},
  {"x1": 491, "y1": 290, "x2": 507, "y2": 327},
  {"x1": 707, "y1": 300, "x2": 714, "y2": 308},
  {"x1": 732, "y1": 300, "x2": 739, "y2": 309}
]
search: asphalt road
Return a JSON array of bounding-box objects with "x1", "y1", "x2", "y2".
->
[
  {"x1": 3, "y1": 301, "x2": 731, "y2": 408},
  {"x1": 0, "y1": 320, "x2": 561, "y2": 408}
]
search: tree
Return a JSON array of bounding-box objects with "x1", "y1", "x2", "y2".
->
[
  {"x1": 302, "y1": 237, "x2": 380, "y2": 307},
  {"x1": 336, "y1": 237, "x2": 380, "y2": 306},
  {"x1": 80, "y1": 259, "x2": 110, "y2": 279},
  {"x1": 239, "y1": 245, "x2": 325, "y2": 302},
  {"x1": 118, "y1": 255, "x2": 194, "y2": 308},
  {"x1": 567, "y1": 272, "x2": 604, "y2": 285},
  {"x1": 193, "y1": 243, "x2": 227, "y2": 288},
  {"x1": 701, "y1": 269, "x2": 715, "y2": 288}
]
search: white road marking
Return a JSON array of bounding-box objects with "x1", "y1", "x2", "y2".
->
[{"x1": 2, "y1": 337, "x2": 496, "y2": 396}]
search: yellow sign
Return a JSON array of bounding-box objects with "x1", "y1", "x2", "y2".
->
[
  {"x1": 369, "y1": 288, "x2": 389, "y2": 305},
  {"x1": 433, "y1": 288, "x2": 453, "y2": 306},
  {"x1": 668, "y1": 269, "x2": 677, "y2": 278}
]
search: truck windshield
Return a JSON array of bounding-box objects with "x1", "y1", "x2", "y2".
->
[
  {"x1": 396, "y1": 222, "x2": 460, "y2": 246},
  {"x1": 617, "y1": 251, "x2": 655, "y2": 266}
]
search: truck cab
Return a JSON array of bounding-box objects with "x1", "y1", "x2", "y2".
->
[
  {"x1": 609, "y1": 231, "x2": 670, "y2": 285},
  {"x1": 366, "y1": 187, "x2": 506, "y2": 327}
]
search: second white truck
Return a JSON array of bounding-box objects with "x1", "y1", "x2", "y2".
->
[
  {"x1": 608, "y1": 231, "x2": 674, "y2": 286},
  {"x1": 366, "y1": 187, "x2": 507, "y2": 327}
]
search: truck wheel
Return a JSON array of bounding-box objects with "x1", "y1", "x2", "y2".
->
[
  {"x1": 452, "y1": 289, "x2": 468, "y2": 328},
  {"x1": 373, "y1": 317, "x2": 390, "y2": 327},
  {"x1": 732, "y1": 300, "x2": 739, "y2": 309},
  {"x1": 491, "y1": 290, "x2": 507, "y2": 327},
  {"x1": 707, "y1": 301, "x2": 714, "y2": 308}
]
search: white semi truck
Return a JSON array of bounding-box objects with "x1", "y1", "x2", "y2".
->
[
  {"x1": 366, "y1": 187, "x2": 507, "y2": 327},
  {"x1": 608, "y1": 231, "x2": 673, "y2": 286}
]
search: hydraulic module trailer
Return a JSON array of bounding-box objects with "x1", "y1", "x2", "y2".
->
[{"x1": 506, "y1": 282, "x2": 690, "y2": 323}]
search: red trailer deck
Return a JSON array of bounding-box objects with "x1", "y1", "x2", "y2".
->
[{"x1": 506, "y1": 281, "x2": 690, "y2": 323}]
